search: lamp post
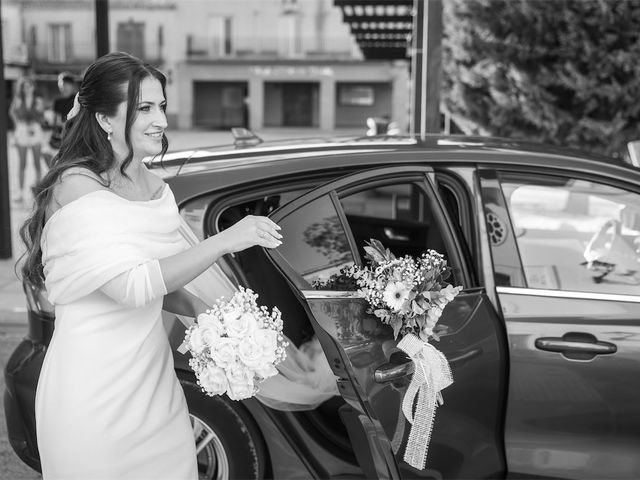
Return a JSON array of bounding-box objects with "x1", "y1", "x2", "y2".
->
[
  {"x1": 0, "y1": 0, "x2": 12, "y2": 259},
  {"x1": 409, "y1": 0, "x2": 443, "y2": 139},
  {"x1": 96, "y1": 0, "x2": 109, "y2": 58}
]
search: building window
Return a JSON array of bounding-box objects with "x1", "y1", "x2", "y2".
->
[
  {"x1": 338, "y1": 85, "x2": 375, "y2": 106},
  {"x1": 208, "y1": 16, "x2": 232, "y2": 57},
  {"x1": 117, "y1": 20, "x2": 145, "y2": 60},
  {"x1": 48, "y1": 24, "x2": 71, "y2": 63},
  {"x1": 278, "y1": 13, "x2": 302, "y2": 57}
]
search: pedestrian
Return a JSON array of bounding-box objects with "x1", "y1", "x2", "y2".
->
[
  {"x1": 18, "y1": 51, "x2": 283, "y2": 480},
  {"x1": 10, "y1": 76, "x2": 45, "y2": 203},
  {"x1": 42, "y1": 72, "x2": 78, "y2": 167}
]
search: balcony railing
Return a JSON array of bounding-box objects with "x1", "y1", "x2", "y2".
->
[
  {"x1": 26, "y1": 41, "x2": 165, "y2": 67},
  {"x1": 186, "y1": 35, "x2": 355, "y2": 61}
]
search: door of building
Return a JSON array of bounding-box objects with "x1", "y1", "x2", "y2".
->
[{"x1": 282, "y1": 82, "x2": 315, "y2": 127}]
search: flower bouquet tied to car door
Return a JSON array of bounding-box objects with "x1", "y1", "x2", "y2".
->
[
  {"x1": 347, "y1": 238, "x2": 462, "y2": 342},
  {"x1": 184, "y1": 287, "x2": 288, "y2": 401},
  {"x1": 320, "y1": 238, "x2": 462, "y2": 470}
]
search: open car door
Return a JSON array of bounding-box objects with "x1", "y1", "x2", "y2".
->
[{"x1": 265, "y1": 166, "x2": 508, "y2": 479}]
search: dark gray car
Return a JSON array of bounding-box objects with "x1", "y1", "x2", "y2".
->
[{"x1": 5, "y1": 134, "x2": 640, "y2": 479}]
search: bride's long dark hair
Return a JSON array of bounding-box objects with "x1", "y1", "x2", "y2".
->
[{"x1": 19, "y1": 51, "x2": 169, "y2": 287}]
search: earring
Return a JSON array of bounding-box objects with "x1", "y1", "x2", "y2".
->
[{"x1": 107, "y1": 130, "x2": 112, "y2": 141}]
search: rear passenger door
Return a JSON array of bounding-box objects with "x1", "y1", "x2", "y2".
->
[
  {"x1": 480, "y1": 169, "x2": 640, "y2": 480},
  {"x1": 266, "y1": 166, "x2": 508, "y2": 479}
]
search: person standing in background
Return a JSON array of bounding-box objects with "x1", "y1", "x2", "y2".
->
[
  {"x1": 42, "y1": 72, "x2": 78, "y2": 167},
  {"x1": 10, "y1": 76, "x2": 45, "y2": 204}
]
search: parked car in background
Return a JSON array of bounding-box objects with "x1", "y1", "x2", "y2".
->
[{"x1": 5, "y1": 132, "x2": 640, "y2": 479}]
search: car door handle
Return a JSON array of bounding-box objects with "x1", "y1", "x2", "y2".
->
[
  {"x1": 374, "y1": 352, "x2": 414, "y2": 383},
  {"x1": 383, "y1": 227, "x2": 409, "y2": 242},
  {"x1": 535, "y1": 332, "x2": 617, "y2": 357},
  {"x1": 374, "y1": 347, "x2": 481, "y2": 383}
]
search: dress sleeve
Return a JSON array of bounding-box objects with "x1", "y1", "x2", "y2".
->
[{"x1": 99, "y1": 259, "x2": 168, "y2": 308}]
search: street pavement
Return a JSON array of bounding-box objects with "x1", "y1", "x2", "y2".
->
[{"x1": 0, "y1": 126, "x2": 362, "y2": 325}]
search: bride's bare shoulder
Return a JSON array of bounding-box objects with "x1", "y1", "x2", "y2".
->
[{"x1": 47, "y1": 167, "x2": 109, "y2": 218}]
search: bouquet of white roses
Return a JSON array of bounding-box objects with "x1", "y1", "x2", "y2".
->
[
  {"x1": 344, "y1": 238, "x2": 462, "y2": 341},
  {"x1": 184, "y1": 287, "x2": 288, "y2": 401}
]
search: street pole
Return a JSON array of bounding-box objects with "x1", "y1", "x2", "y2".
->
[
  {"x1": 96, "y1": 0, "x2": 110, "y2": 58},
  {"x1": 410, "y1": 0, "x2": 443, "y2": 140},
  {"x1": 0, "y1": 0, "x2": 13, "y2": 259}
]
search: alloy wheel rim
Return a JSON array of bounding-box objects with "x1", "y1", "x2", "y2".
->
[{"x1": 190, "y1": 413, "x2": 229, "y2": 480}]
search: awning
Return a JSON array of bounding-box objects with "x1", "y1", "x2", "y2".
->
[{"x1": 334, "y1": 0, "x2": 414, "y2": 60}]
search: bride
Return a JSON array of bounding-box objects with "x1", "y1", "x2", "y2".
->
[{"x1": 21, "y1": 52, "x2": 284, "y2": 480}]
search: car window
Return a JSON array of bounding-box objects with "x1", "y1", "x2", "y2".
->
[
  {"x1": 276, "y1": 194, "x2": 356, "y2": 287},
  {"x1": 217, "y1": 189, "x2": 309, "y2": 233},
  {"x1": 340, "y1": 184, "x2": 420, "y2": 221},
  {"x1": 275, "y1": 180, "x2": 458, "y2": 290},
  {"x1": 500, "y1": 172, "x2": 640, "y2": 295},
  {"x1": 340, "y1": 181, "x2": 453, "y2": 275}
]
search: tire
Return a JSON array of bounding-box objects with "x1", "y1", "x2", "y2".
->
[{"x1": 180, "y1": 376, "x2": 267, "y2": 480}]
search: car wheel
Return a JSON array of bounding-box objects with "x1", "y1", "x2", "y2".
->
[{"x1": 180, "y1": 377, "x2": 267, "y2": 480}]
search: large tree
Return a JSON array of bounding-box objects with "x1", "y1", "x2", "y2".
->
[{"x1": 442, "y1": 0, "x2": 640, "y2": 157}]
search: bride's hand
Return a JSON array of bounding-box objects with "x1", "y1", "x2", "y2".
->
[{"x1": 219, "y1": 215, "x2": 282, "y2": 254}]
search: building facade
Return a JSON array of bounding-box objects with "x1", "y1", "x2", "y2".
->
[{"x1": 3, "y1": 0, "x2": 410, "y2": 132}]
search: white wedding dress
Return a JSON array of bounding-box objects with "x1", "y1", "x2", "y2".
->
[{"x1": 37, "y1": 185, "x2": 197, "y2": 480}]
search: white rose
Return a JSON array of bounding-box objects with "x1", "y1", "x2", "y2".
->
[
  {"x1": 198, "y1": 311, "x2": 225, "y2": 334},
  {"x1": 210, "y1": 337, "x2": 239, "y2": 369},
  {"x1": 222, "y1": 307, "x2": 241, "y2": 323},
  {"x1": 252, "y1": 329, "x2": 278, "y2": 363},
  {"x1": 226, "y1": 362, "x2": 253, "y2": 385},
  {"x1": 225, "y1": 311, "x2": 258, "y2": 338},
  {"x1": 197, "y1": 312, "x2": 224, "y2": 347},
  {"x1": 227, "y1": 380, "x2": 255, "y2": 401},
  {"x1": 254, "y1": 363, "x2": 278, "y2": 380},
  {"x1": 237, "y1": 338, "x2": 266, "y2": 370},
  {"x1": 198, "y1": 364, "x2": 228, "y2": 396},
  {"x1": 187, "y1": 327, "x2": 206, "y2": 355}
]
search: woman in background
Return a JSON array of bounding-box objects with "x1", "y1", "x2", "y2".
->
[{"x1": 10, "y1": 76, "x2": 45, "y2": 203}]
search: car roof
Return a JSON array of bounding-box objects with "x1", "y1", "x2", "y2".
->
[{"x1": 146, "y1": 134, "x2": 640, "y2": 202}]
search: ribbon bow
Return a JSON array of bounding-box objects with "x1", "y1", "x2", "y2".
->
[
  {"x1": 66, "y1": 92, "x2": 82, "y2": 120},
  {"x1": 396, "y1": 332, "x2": 453, "y2": 470}
]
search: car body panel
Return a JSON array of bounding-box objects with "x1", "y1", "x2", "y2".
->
[{"x1": 497, "y1": 289, "x2": 640, "y2": 479}]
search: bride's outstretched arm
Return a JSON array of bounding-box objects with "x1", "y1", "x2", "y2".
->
[
  {"x1": 163, "y1": 288, "x2": 209, "y2": 317},
  {"x1": 159, "y1": 215, "x2": 282, "y2": 294}
]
